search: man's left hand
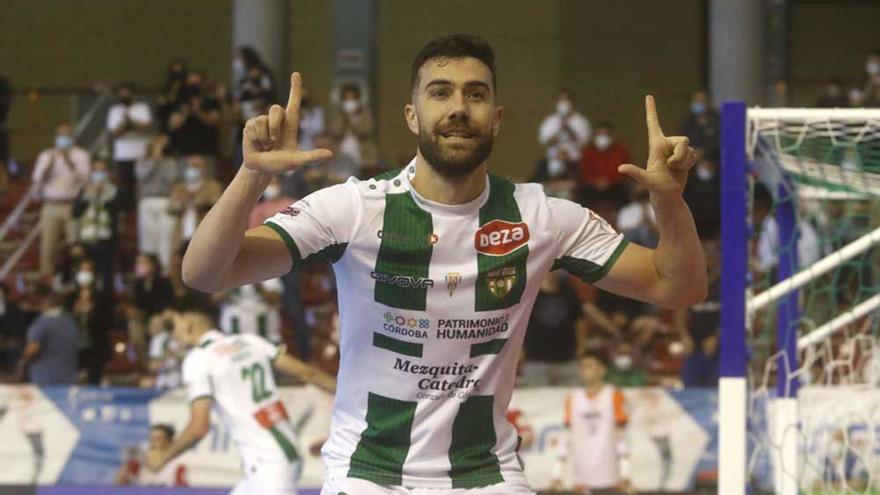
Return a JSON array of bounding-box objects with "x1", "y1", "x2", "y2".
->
[{"x1": 618, "y1": 95, "x2": 697, "y2": 200}]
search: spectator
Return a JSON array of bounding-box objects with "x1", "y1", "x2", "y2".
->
[
  {"x1": 530, "y1": 147, "x2": 579, "y2": 201},
  {"x1": 31, "y1": 123, "x2": 91, "y2": 276},
  {"x1": 680, "y1": 89, "x2": 720, "y2": 159},
  {"x1": 579, "y1": 121, "x2": 631, "y2": 205},
  {"x1": 861, "y1": 50, "x2": 880, "y2": 107},
  {"x1": 605, "y1": 341, "x2": 649, "y2": 388},
  {"x1": 284, "y1": 132, "x2": 359, "y2": 199},
  {"x1": 520, "y1": 272, "x2": 584, "y2": 386},
  {"x1": 298, "y1": 86, "x2": 325, "y2": 151},
  {"x1": 556, "y1": 353, "x2": 630, "y2": 494},
  {"x1": 816, "y1": 78, "x2": 849, "y2": 108},
  {"x1": 15, "y1": 285, "x2": 79, "y2": 385},
  {"x1": 328, "y1": 83, "x2": 378, "y2": 166},
  {"x1": 116, "y1": 424, "x2": 188, "y2": 486},
  {"x1": 106, "y1": 81, "x2": 153, "y2": 213},
  {"x1": 232, "y1": 46, "x2": 276, "y2": 109},
  {"x1": 134, "y1": 253, "x2": 174, "y2": 320},
  {"x1": 679, "y1": 330, "x2": 719, "y2": 388},
  {"x1": 617, "y1": 184, "x2": 658, "y2": 247},
  {"x1": 168, "y1": 156, "x2": 222, "y2": 245},
  {"x1": 539, "y1": 89, "x2": 591, "y2": 165},
  {"x1": 156, "y1": 59, "x2": 188, "y2": 133},
  {"x1": 682, "y1": 153, "x2": 721, "y2": 239},
  {"x1": 136, "y1": 134, "x2": 180, "y2": 272},
  {"x1": 0, "y1": 280, "x2": 31, "y2": 373},
  {"x1": 216, "y1": 279, "x2": 284, "y2": 344},
  {"x1": 249, "y1": 176, "x2": 295, "y2": 227},
  {"x1": 752, "y1": 183, "x2": 821, "y2": 277},
  {"x1": 72, "y1": 159, "x2": 119, "y2": 291},
  {"x1": 69, "y1": 258, "x2": 113, "y2": 384},
  {"x1": 144, "y1": 310, "x2": 184, "y2": 389},
  {"x1": 168, "y1": 72, "x2": 221, "y2": 157}
]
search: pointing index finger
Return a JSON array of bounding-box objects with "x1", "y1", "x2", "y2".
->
[
  {"x1": 286, "y1": 72, "x2": 301, "y2": 117},
  {"x1": 645, "y1": 95, "x2": 665, "y2": 140}
]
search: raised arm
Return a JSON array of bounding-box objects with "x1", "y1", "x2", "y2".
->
[
  {"x1": 182, "y1": 73, "x2": 332, "y2": 293},
  {"x1": 597, "y1": 96, "x2": 707, "y2": 309}
]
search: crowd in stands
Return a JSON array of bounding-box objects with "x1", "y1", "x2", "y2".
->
[{"x1": 2, "y1": 49, "x2": 879, "y2": 391}]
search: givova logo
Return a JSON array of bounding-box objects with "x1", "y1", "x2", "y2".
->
[{"x1": 371, "y1": 271, "x2": 435, "y2": 289}]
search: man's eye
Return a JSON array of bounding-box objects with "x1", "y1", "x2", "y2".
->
[
  {"x1": 431, "y1": 89, "x2": 449, "y2": 98},
  {"x1": 468, "y1": 91, "x2": 486, "y2": 101}
]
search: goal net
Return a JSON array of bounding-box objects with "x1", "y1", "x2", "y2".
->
[{"x1": 719, "y1": 106, "x2": 880, "y2": 495}]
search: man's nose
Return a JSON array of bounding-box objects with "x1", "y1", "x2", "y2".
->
[{"x1": 447, "y1": 91, "x2": 468, "y2": 119}]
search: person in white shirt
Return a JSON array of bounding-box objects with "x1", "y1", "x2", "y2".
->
[
  {"x1": 146, "y1": 303, "x2": 336, "y2": 495},
  {"x1": 539, "y1": 90, "x2": 592, "y2": 165},
  {"x1": 180, "y1": 34, "x2": 706, "y2": 494},
  {"x1": 31, "y1": 123, "x2": 90, "y2": 276},
  {"x1": 555, "y1": 353, "x2": 630, "y2": 494},
  {"x1": 218, "y1": 278, "x2": 284, "y2": 344},
  {"x1": 107, "y1": 81, "x2": 153, "y2": 213}
]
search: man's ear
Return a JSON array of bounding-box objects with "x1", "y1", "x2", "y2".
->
[
  {"x1": 492, "y1": 106, "x2": 504, "y2": 137},
  {"x1": 404, "y1": 103, "x2": 419, "y2": 136}
]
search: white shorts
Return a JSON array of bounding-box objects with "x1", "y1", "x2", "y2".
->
[
  {"x1": 320, "y1": 477, "x2": 536, "y2": 495},
  {"x1": 230, "y1": 459, "x2": 301, "y2": 495}
]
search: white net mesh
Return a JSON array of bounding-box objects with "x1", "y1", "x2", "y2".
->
[{"x1": 744, "y1": 109, "x2": 880, "y2": 494}]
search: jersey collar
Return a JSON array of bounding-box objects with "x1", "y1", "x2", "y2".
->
[{"x1": 404, "y1": 158, "x2": 491, "y2": 217}]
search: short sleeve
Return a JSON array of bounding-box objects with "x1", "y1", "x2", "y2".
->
[
  {"x1": 107, "y1": 105, "x2": 124, "y2": 130},
  {"x1": 263, "y1": 182, "x2": 357, "y2": 266},
  {"x1": 26, "y1": 318, "x2": 47, "y2": 345},
  {"x1": 549, "y1": 197, "x2": 628, "y2": 284},
  {"x1": 181, "y1": 351, "x2": 213, "y2": 402}
]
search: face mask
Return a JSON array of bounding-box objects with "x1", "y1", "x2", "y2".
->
[
  {"x1": 867, "y1": 62, "x2": 880, "y2": 76},
  {"x1": 76, "y1": 270, "x2": 94, "y2": 287},
  {"x1": 696, "y1": 163, "x2": 715, "y2": 181},
  {"x1": 547, "y1": 158, "x2": 566, "y2": 177},
  {"x1": 91, "y1": 170, "x2": 108, "y2": 183},
  {"x1": 613, "y1": 354, "x2": 633, "y2": 370},
  {"x1": 341, "y1": 99, "x2": 360, "y2": 114},
  {"x1": 594, "y1": 134, "x2": 612, "y2": 151},
  {"x1": 263, "y1": 184, "x2": 281, "y2": 200},
  {"x1": 55, "y1": 135, "x2": 73, "y2": 149},
  {"x1": 690, "y1": 101, "x2": 706, "y2": 115},
  {"x1": 556, "y1": 100, "x2": 572, "y2": 115},
  {"x1": 184, "y1": 167, "x2": 202, "y2": 183}
]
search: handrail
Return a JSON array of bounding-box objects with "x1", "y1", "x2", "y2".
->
[
  {"x1": 0, "y1": 220, "x2": 41, "y2": 279},
  {"x1": 0, "y1": 183, "x2": 37, "y2": 244}
]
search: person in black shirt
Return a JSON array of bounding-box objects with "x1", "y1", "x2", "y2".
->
[
  {"x1": 520, "y1": 271, "x2": 584, "y2": 386},
  {"x1": 167, "y1": 72, "x2": 221, "y2": 157},
  {"x1": 133, "y1": 253, "x2": 174, "y2": 320}
]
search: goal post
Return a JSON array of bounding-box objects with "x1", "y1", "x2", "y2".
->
[{"x1": 719, "y1": 104, "x2": 880, "y2": 495}]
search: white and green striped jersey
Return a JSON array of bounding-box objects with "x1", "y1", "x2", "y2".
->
[
  {"x1": 264, "y1": 161, "x2": 627, "y2": 489},
  {"x1": 182, "y1": 330, "x2": 300, "y2": 465}
]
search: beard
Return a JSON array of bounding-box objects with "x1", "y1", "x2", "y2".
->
[{"x1": 417, "y1": 120, "x2": 493, "y2": 180}]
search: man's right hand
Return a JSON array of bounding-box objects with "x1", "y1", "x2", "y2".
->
[{"x1": 242, "y1": 72, "x2": 333, "y2": 176}]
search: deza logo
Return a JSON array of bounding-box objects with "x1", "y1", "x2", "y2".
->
[{"x1": 474, "y1": 220, "x2": 530, "y2": 256}]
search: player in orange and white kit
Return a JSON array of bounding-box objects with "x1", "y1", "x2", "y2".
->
[{"x1": 555, "y1": 353, "x2": 630, "y2": 495}]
